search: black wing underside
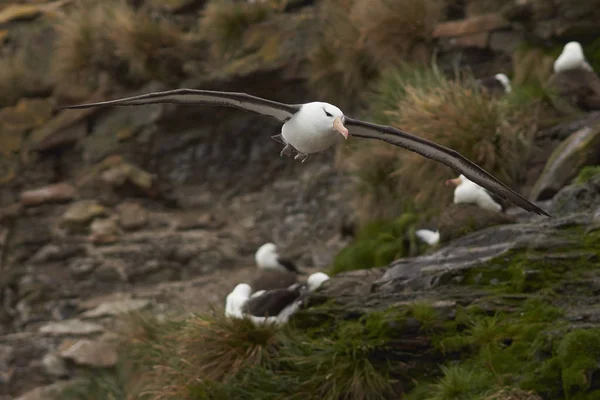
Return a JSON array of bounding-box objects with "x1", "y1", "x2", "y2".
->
[
  {"x1": 344, "y1": 117, "x2": 550, "y2": 216},
  {"x1": 58, "y1": 89, "x2": 302, "y2": 123}
]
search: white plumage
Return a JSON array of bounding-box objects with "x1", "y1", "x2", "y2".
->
[
  {"x1": 254, "y1": 242, "x2": 298, "y2": 273},
  {"x1": 447, "y1": 174, "x2": 502, "y2": 212},
  {"x1": 554, "y1": 42, "x2": 593, "y2": 73},
  {"x1": 415, "y1": 229, "x2": 440, "y2": 246},
  {"x1": 281, "y1": 102, "x2": 347, "y2": 158},
  {"x1": 494, "y1": 74, "x2": 512, "y2": 93},
  {"x1": 306, "y1": 272, "x2": 330, "y2": 291},
  {"x1": 224, "y1": 283, "x2": 252, "y2": 319}
]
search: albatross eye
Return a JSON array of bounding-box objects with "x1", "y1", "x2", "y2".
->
[{"x1": 324, "y1": 109, "x2": 333, "y2": 117}]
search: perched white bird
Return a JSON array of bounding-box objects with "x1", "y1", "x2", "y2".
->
[
  {"x1": 446, "y1": 174, "x2": 503, "y2": 213},
  {"x1": 225, "y1": 283, "x2": 252, "y2": 319},
  {"x1": 415, "y1": 229, "x2": 440, "y2": 246},
  {"x1": 254, "y1": 243, "x2": 298, "y2": 273},
  {"x1": 59, "y1": 89, "x2": 549, "y2": 216},
  {"x1": 306, "y1": 272, "x2": 330, "y2": 291},
  {"x1": 478, "y1": 73, "x2": 512, "y2": 95},
  {"x1": 554, "y1": 42, "x2": 593, "y2": 73}
]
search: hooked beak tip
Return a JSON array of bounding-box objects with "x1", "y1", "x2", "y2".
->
[{"x1": 333, "y1": 117, "x2": 349, "y2": 140}]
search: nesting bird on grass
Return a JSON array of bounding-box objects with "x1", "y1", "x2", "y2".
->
[
  {"x1": 554, "y1": 42, "x2": 593, "y2": 73},
  {"x1": 477, "y1": 73, "x2": 512, "y2": 95},
  {"x1": 445, "y1": 174, "x2": 505, "y2": 213},
  {"x1": 59, "y1": 88, "x2": 549, "y2": 216},
  {"x1": 224, "y1": 272, "x2": 330, "y2": 326},
  {"x1": 549, "y1": 41, "x2": 600, "y2": 111},
  {"x1": 252, "y1": 242, "x2": 300, "y2": 291}
]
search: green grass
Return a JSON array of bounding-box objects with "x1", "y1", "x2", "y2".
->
[
  {"x1": 574, "y1": 166, "x2": 600, "y2": 184},
  {"x1": 329, "y1": 213, "x2": 427, "y2": 275}
]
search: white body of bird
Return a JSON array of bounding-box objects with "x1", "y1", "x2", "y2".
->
[
  {"x1": 415, "y1": 229, "x2": 440, "y2": 246},
  {"x1": 281, "y1": 102, "x2": 347, "y2": 155},
  {"x1": 307, "y1": 272, "x2": 330, "y2": 291},
  {"x1": 447, "y1": 175, "x2": 502, "y2": 212},
  {"x1": 554, "y1": 42, "x2": 593, "y2": 73},
  {"x1": 494, "y1": 74, "x2": 512, "y2": 93},
  {"x1": 225, "y1": 283, "x2": 252, "y2": 319},
  {"x1": 254, "y1": 243, "x2": 286, "y2": 272}
]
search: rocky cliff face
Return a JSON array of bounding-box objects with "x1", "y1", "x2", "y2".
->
[{"x1": 2, "y1": 0, "x2": 600, "y2": 398}]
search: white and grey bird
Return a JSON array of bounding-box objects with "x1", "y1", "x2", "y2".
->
[
  {"x1": 58, "y1": 89, "x2": 550, "y2": 216},
  {"x1": 554, "y1": 42, "x2": 593, "y2": 73},
  {"x1": 477, "y1": 73, "x2": 512, "y2": 95},
  {"x1": 445, "y1": 174, "x2": 505, "y2": 213},
  {"x1": 255, "y1": 243, "x2": 298, "y2": 273},
  {"x1": 243, "y1": 272, "x2": 330, "y2": 326},
  {"x1": 224, "y1": 283, "x2": 252, "y2": 319},
  {"x1": 415, "y1": 229, "x2": 440, "y2": 246}
]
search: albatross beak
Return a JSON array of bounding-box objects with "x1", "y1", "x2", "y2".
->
[
  {"x1": 333, "y1": 117, "x2": 349, "y2": 140},
  {"x1": 445, "y1": 177, "x2": 462, "y2": 186}
]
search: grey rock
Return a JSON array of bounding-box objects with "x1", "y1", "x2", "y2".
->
[{"x1": 38, "y1": 319, "x2": 104, "y2": 336}]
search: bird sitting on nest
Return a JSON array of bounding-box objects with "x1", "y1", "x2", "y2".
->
[
  {"x1": 477, "y1": 73, "x2": 512, "y2": 96},
  {"x1": 445, "y1": 174, "x2": 506, "y2": 213},
  {"x1": 225, "y1": 272, "x2": 330, "y2": 326},
  {"x1": 251, "y1": 243, "x2": 301, "y2": 292},
  {"x1": 548, "y1": 41, "x2": 600, "y2": 112}
]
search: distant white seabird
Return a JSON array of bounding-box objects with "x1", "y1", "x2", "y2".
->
[
  {"x1": 554, "y1": 42, "x2": 593, "y2": 73},
  {"x1": 255, "y1": 243, "x2": 298, "y2": 273},
  {"x1": 446, "y1": 174, "x2": 504, "y2": 213},
  {"x1": 59, "y1": 89, "x2": 550, "y2": 216},
  {"x1": 478, "y1": 73, "x2": 512, "y2": 95},
  {"x1": 415, "y1": 229, "x2": 440, "y2": 246}
]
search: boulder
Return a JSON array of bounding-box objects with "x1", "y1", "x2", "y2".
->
[
  {"x1": 61, "y1": 200, "x2": 108, "y2": 230},
  {"x1": 58, "y1": 339, "x2": 117, "y2": 368},
  {"x1": 438, "y1": 203, "x2": 517, "y2": 243},
  {"x1": 20, "y1": 183, "x2": 77, "y2": 206},
  {"x1": 530, "y1": 124, "x2": 600, "y2": 201}
]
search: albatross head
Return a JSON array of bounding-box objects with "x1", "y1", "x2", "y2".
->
[
  {"x1": 494, "y1": 74, "x2": 512, "y2": 93},
  {"x1": 445, "y1": 174, "x2": 465, "y2": 187},
  {"x1": 554, "y1": 42, "x2": 591, "y2": 73},
  {"x1": 304, "y1": 102, "x2": 348, "y2": 140}
]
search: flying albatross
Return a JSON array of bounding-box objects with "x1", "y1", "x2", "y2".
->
[{"x1": 58, "y1": 89, "x2": 550, "y2": 216}]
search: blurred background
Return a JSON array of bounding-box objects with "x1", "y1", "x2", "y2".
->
[{"x1": 2, "y1": 0, "x2": 600, "y2": 398}]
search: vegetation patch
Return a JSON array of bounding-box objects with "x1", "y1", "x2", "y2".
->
[
  {"x1": 574, "y1": 165, "x2": 600, "y2": 184},
  {"x1": 306, "y1": 0, "x2": 444, "y2": 111},
  {"x1": 341, "y1": 64, "x2": 539, "y2": 216},
  {"x1": 199, "y1": 0, "x2": 281, "y2": 60},
  {"x1": 53, "y1": 0, "x2": 189, "y2": 92},
  {"x1": 329, "y1": 213, "x2": 427, "y2": 275}
]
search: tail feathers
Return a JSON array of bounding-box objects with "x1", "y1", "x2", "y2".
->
[{"x1": 415, "y1": 229, "x2": 440, "y2": 246}]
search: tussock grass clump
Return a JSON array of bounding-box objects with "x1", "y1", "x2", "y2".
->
[
  {"x1": 62, "y1": 310, "x2": 404, "y2": 400},
  {"x1": 53, "y1": 0, "x2": 189, "y2": 92},
  {"x1": 344, "y1": 64, "x2": 537, "y2": 216},
  {"x1": 307, "y1": 0, "x2": 444, "y2": 111},
  {"x1": 199, "y1": 0, "x2": 281, "y2": 59}
]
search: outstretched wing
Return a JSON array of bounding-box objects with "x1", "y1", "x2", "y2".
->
[
  {"x1": 58, "y1": 88, "x2": 302, "y2": 123},
  {"x1": 345, "y1": 117, "x2": 550, "y2": 216}
]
